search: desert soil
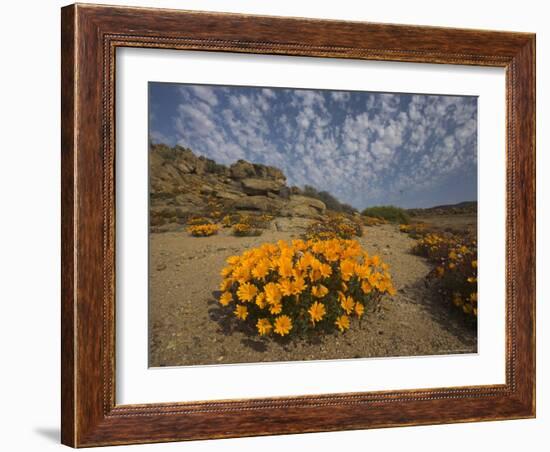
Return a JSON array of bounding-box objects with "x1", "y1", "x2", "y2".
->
[{"x1": 149, "y1": 221, "x2": 477, "y2": 367}]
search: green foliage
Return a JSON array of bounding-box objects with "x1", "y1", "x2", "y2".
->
[{"x1": 361, "y1": 206, "x2": 410, "y2": 224}]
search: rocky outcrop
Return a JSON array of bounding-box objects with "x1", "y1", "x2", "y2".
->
[
  {"x1": 274, "y1": 217, "x2": 317, "y2": 232},
  {"x1": 240, "y1": 178, "x2": 285, "y2": 196},
  {"x1": 149, "y1": 143, "x2": 325, "y2": 229},
  {"x1": 280, "y1": 195, "x2": 326, "y2": 219},
  {"x1": 229, "y1": 160, "x2": 285, "y2": 181}
]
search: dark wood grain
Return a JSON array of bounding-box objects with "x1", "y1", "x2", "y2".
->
[
  {"x1": 60, "y1": 5, "x2": 76, "y2": 446},
  {"x1": 61, "y1": 3, "x2": 536, "y2": 447}
]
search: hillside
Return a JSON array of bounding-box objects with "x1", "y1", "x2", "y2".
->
[
  {"x1": 149, "y1": 143, "x2": 327, "y2": 232},
  {"x1": 407, "y1": 201, "x2": 477, "y2": 217}
]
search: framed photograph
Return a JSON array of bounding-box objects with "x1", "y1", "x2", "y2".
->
[{"x1": 61, "y1": 3, "x2": 535, "y2": 447}]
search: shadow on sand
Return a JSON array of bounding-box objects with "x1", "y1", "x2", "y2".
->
[
  {"x1": 207, "y1": 290, "x2": 310, "y2": 353},
  {"x1": 400, "y1": 278, "x2": 477, "y2": 350}
]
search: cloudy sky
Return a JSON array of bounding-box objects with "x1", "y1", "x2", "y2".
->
[{"x1": 149, "y1": 82, "x2": 477, "y2": 209}]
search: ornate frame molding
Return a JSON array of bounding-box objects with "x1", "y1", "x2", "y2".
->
[{"x1": 61, "y1": 4, "x2": 535, "y2": 447}]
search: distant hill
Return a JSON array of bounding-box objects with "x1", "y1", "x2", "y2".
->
[{"x1": 407, "y1": 201, "x2": 477, "y2": 217}]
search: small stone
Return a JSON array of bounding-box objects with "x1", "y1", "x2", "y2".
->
[{"x1": 157, "y1": 263, "x2": 167, "y2": 271}]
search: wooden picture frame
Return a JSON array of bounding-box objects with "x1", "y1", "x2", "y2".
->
[{"x1": 61, "y1": 3, "x2": 535, "y2": 447}]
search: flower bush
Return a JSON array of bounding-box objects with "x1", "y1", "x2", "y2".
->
[
  {"x1": 221, "y1": 213, "x2": 241, "y2": 228},
  {"x1": 221, "y1": 213, "x2": 274, "y2": 236},
  {"x1": 399, "y1": 222, "x2": 427, "y2": 238},
  {"x1": 187, "y1": 224, "x2": 220, "y2": 237},
  {"x1": 305, "y1": 214, "x2": 363, "y2": 240},
  {"x1": 218, "y1": 238, "x2": 395, "y2": 338},
  {"x1": 232, "y1": 222, "x2": 262, "y2": 237},
  {"x1": 412, "y1": 232, "x2": 477, "y2": 317},
  {"x1": 223, "y1": 213, "x2": 273, "y2": 236}
]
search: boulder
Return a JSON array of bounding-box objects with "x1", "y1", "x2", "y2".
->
[
  {"x1": 291, "y1": 195, "x2": 326, "y2": 213},
  {"x1": 150, "y1": 205, "x2": 178, "y2": 219},
  {"x1": 233, "y1": 196, "x2": 283, "y2": 213},
  {"x1": 240, "y1": 178, "x2": 284, "y2": 195},
  {"x1": 265, "y1": 166, "x2": 286, "y2": 181},
  {"x1": 275, "y1": 217, "x2": 316, "y2": 232},
  {"x1": 175, "y1": 160, "x2": 194, "y2": 174},
  {"x1": 229, "y1": 159, "x2": 286, "y2": 181},
  {"x1": 229, "y1": 160, "x2": 256, "y2": 179},
  {"x1": 174, "y1": 193, "x2": 203, "y2": 206},
  {"x1": 214, "y1": 190, "x2": 243, "y2": 201},
  {"x1": 174, "y1": 206, "x2": 196, "y2": 218},
  {"x1": 191, "y1": 158, "x2": 207, "y2": 175},
  {"x1": 199, "y1": 185, "x2": 215, "y2": 195},
  {"x1": 150, "y1": 205, "x2": 179, "y2": 226},
  {"x1": 279, "y1": 186, "x2": 291, "y2": 200},
  {"x1": 280, "y1": 195, "x2": 326, "y2": 218}
]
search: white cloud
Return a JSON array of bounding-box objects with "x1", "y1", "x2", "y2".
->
[
  {"x1": 188, "y1": 86, "x2": 219, "y2": 106},
  {"x1": 261, "y1": 88, "x2": 275, "y2": 98},
  {"x1": 161, "y1": 84, "x2": 477, "y2": 209},
  {"x1": 331, "y1": 92, "x2": 350, "y2": 102}
]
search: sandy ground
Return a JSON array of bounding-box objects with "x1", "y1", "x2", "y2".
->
[
  {"x1": 149, "y1": 222, "x2": 477, "y2": 367},
  {"x1": 414, "y1": 213, "x2": 477, "y2": 235}
]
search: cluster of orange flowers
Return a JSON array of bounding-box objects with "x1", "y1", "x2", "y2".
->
[
  {"x1": 232, "y1": 222, "x2": 262, "y2": 237},
  {"x1": 221, "y1": 213, "x2": 273, "y2": 236},
  {"x1": 406, "y1": 229, "x2": 477, "y2": 317},
  {"x1": 218, "y1": 238, "x2": 395, "y2": 338},
  {"x1": 186, "y1": 212, "x2": 274, "y2": 238},
  {"x1": 305, "y1": 215, "x2": 362, "y2": 240},
  {"x1": 186, "y1": 224, "x2": 220, "y2": 237},
  {"x1": 398, "y1": 222, "x2": 427, "y2": 238}
]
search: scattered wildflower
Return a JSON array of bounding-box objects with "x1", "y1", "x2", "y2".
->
[
  {"x1": 291, "y1": 276, "x2": 306, "y2": 295},
  {"x1": 255, "y1": 292, "x2": 267, "y2": 309},
  {"x1": 234, "y1": 305, "x2": 248, "y2": 320},
  {"x1": 219, "y1": 292, "x2": 233, "y2": 306},
  {"x1": 335, "y1": 315, "x2": 350, "y2": 332},
  {"x1": 251, "y1": 259, "x2": 270, "y2": 280},
  {"x1": 311, "y1": 284, "x2": 329, "y2": 298},
  {"x1": 237, "y1": 282, "x2": 258, "y2": 302},
  {"x1": 264, "y1": 282, "x2": 282, "y2": 305},
  {"x1": 308, "y1": 301, "x2": 326, "y2": 324},
  {"x1": 256, "y1": 318, "x2": 272, "y2": 336},
  {"x1": 187, "y1": 224, "x2": 220, "y2": 237},
  {"x1": 274, "y1": 315, "x2": 293, "y2": 336},
  {"x1": 340, "y1": 295, "x2": 355, "y2": 314}
]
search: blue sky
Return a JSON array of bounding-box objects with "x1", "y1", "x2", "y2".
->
[{"x1": 149, "y1": 83, "x2": 477, "y2": 209}]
